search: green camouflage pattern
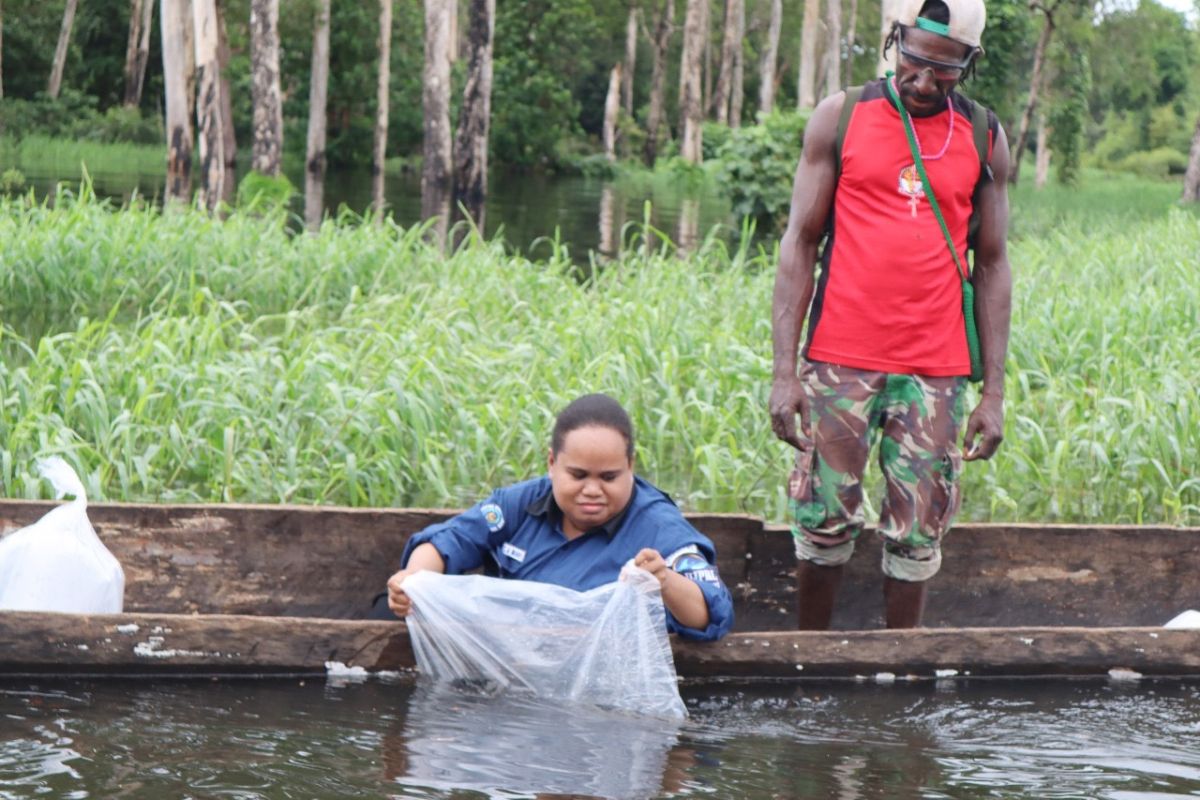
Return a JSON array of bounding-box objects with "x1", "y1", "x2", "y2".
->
[{"x1": 787, "y1": 361, "x2": 966, "y2": 578}]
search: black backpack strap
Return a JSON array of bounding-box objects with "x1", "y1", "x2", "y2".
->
[{"x1": 832, "y1": 85, "x2": 864, "y2": 183}]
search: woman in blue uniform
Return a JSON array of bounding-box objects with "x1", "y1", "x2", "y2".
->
[{"x1": 383, "y1": 393, "x2": 734, "y2": 641}]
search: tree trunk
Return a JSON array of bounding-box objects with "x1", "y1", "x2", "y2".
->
[
  {"x1": 372, "y1": 0, "x2": 392, "y2": 217},
  {"x1": 422, "y1": 0, "x2": 453, "y2": 222},
  {"x1": 622, "y1": 5, "x2": 637, "y2": 118},
  {"x1": 216, "y1": 0, "x2": 236, "y2": 203},
  {"x1": 123, "y1": 0, "x2": 151, "y2": 107},
  {"x1": 453, "y1": 0, "x2": 493, "y2": 220},
  {"x1": 161, "y1": 0, "x2": 194, "y2": 203},
  {"x1": 823, "y1": 0, "x2": 841, "y2": 94},
  {"x1": 679, "y1": 0, "x2": 706, "y2": 163},
  {"x1": 758, "y1": 0, "x2": 782, "y2": 115},
  {"x1": 1011, "y1": 7, "x2": 1054, "y2": 185},
  {"x1": 729, "y1": 1, "x2": 744, "y2": 127},
  {"x1": 875, "y1": 0, "x2": 900, "y2": 79},
  {"x1": 48, "y1": 0, "x2": 80, "y2": 99},
  {"x1": 643, "y1": 0, "x2": 673, "y2": 167},
  {"x1": 193, "y1": 0, "x2": 225, "y2": 211},
  {"x1": 304, "y1": 0, "x2": 331, "y2": 230},
  {"x1": 1, "y1": 0, "x2": 5, "y2": 100},
  {"x1": 1035, "y1": 110, "x2": 1050, "y2": 189},
  {"x1": 713, "y1": 0, "x2": 742, "y2": 125},
  {"x1": 250, "y1": 0, "x2": 283, "y2": 176},
  {"x1": 1182, "y1": 111, "x2": 1200, "y2": 203},
  {"x1": 797, "y1": 0, "x2": 820, "y2": 110},
  {"x1": 603, "y1": 63, "x2": 621, "y2": 161}
]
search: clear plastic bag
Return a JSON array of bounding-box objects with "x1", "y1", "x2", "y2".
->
[
  {"x1": 402, "y1": 564, "x2": 687, "y2": 719},
  {"x1": 0, "y1": 458, "x2": 125, "y2": 613}
]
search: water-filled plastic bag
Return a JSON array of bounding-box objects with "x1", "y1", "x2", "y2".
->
[
  {"x1": 402, "y1": 564, "x2": 686, "y2": 718},
  {"x1": 0, "y1": 458, "x2": 125, "y2": 613}
]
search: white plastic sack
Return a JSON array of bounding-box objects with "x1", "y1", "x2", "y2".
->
[
  {"x1": 0, "y1": 457, "x2": 125, "y2": 613},
  {"x1": 402, "y1": 565, "x2": 687, "y2": 719}
]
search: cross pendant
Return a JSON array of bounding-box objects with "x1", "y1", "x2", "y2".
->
[{"x1": 908, "y1": 196, "x2": 919, "y2": 217}]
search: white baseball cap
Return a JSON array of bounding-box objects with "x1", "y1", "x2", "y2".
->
[{"x1": 897, "y1": 0, "x2": 987, "y2": 48}]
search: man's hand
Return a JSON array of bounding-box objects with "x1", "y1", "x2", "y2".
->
[
  {"x1": 386, "y1": 568, "x2": 420, "y2": 617},
  {"x1": 962, "y1": 393, "x2": 1004, "y2": 461},
  {"x1": 769, "y1": 374, "x2": 812, "y2": 450}
]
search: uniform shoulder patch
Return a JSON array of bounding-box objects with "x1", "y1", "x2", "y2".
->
[
  {"x1": 481, "y1": 502, "x2": 505, "y2": 532},
  {"x1": 666, "y1": 545, "x2": 719, "y2": 583}
]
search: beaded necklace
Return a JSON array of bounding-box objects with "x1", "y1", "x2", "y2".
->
[{"x1": 889, "y1": 77, "x2": 954, "y2": 160}]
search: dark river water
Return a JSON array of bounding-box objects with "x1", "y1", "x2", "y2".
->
[
  {"x1": 20, "y1": 165, "x2": 736, "y2": 262},
  {"x1": 3, "y1": 676, "x2": 1199, "y2": 799}
]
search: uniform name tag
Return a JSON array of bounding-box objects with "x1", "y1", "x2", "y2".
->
[{"x1": 501, "y1": 542, "x2": 526, "y2": 563}]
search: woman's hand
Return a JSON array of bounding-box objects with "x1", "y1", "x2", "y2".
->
[
  {"x1": 385, "y1": 543, "x2": 446, "y2": 617},
  {"x1": 633, "y1": 548, "x2": 670, "y2": 586}
]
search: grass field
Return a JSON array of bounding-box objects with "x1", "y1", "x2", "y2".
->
[{"x1": 1, "y1": 176, "x2": 1197, "y2": 525}]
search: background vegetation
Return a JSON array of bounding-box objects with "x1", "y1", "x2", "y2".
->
[{"x1": 1, "y1": 178, "x2": 1197, "y2": 525}]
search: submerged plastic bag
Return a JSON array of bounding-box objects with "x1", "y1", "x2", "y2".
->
[
  {"x1": 0, "y1": 458, "x2": 125, "y2": 613},
  {"x1": 403, "y1": 565, "x2": 687, "y2": 719}
]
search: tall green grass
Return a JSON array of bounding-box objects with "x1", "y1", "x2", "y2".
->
[
  {"x1": 1, "y1": 180, "x2": 1198, "y2": 525},
  {"x1": 0, "y1": 134, "x2": 164, "y2": 179}
]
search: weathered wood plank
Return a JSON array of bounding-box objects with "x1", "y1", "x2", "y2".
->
[
  {"x1": 2, "y1": 501, "x2": 1198, "y2": 631},
  {"x1": 3, "y1": 611, "x2": 1198, "y2": 679}
]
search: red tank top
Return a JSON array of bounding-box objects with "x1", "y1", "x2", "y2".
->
[{"x1": 804, "y1": 80, "x2": 994, "y2": 376}]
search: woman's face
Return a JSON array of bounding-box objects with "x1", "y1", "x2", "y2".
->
[{"x1": 547, "y1": 425, "x2": 634, "y2": 539}]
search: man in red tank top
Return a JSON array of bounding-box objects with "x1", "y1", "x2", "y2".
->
[{"x1": 769, "y1": 0, "x2": 1012, "y2": 630}]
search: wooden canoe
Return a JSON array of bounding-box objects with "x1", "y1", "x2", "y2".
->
[{"x1": 1, "y1": 500, "x2": 1198, "y2": 680}]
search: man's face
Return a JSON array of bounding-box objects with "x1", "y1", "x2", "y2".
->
[{"x1": 893, "y1": 26, "x2": 975, "y2": 117}]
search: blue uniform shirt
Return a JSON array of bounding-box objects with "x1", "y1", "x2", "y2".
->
[{"x1": 401, "y1": 475, "x2": 734, "y2": 641}]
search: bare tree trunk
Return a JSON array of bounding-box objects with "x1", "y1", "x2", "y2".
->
[
  {"x1": 758, "y1": 0, "x2": 781, "y2": 115},
  {"x1": 1011, "y1": 5, "x2": 1055, "y2": 185},
  {"x1": 305, "y1": 0, "x2": 331, "y2": 230},
  {"x1": 0, "y1": 0, "x2": 5, "y2": 100},
  {"x1": 193, "y1": 0, "x2": 225, "y2": 211},
  {"x1": 845, "y1": 0, "x2": 858, "y2": 83},
  {"x1": 643, "y1": 0, "x2": 673, "y2": 166},
  {"x1": 453, "y1": 0, "x2": 493, "y2": 220},
  {"x1": 250, "y1": 0, "x2": 283, "y2": 176},
  {"x1": 371, "y1": 0, "x2": 392, "y2": 217},
  {"x1": 422, "y1": 0, "x2": 453, "y2": 222},
  {"x1": 797, "y1": 0, "x2": 819, "y2": 110},
  {"x1": 823, "y1": 0, "x2": 841, "y2": 94},
  {"x1": 216, "y1": 0, "x2": 236, "y2": 203},
  {"x1": 713, "y1": 0, "x2": 743, "y2": 125},
  {"x1": 1182, "y1": 111, "x2": 1200, "y2": 203},
  {"x1": 729, "y1": 8, "x2": 743, "y2": 127},
  {"x1": 679, "y1": 0, "x2": 706, "y2": 163},
  {"x1": 123, "y1": 0, "x2": 148, "y2": 106},
  {"x1": 603, "y1": 63, "x2": 621, "y2": 161},
  {"x1": 875, "y1": 0, "x2": 900, "y2": 79},
  {"x1": 161, "y1": 0, "x2": 194, "y2": 203},
  {"x1": 702, "y1": 24, "x2": 712, "y2": 116},
  {"x1": 48, "y1": 0, "x2": 80, "y2": 99},
  {"x1": 1034, "y1": 110, "x2": 1050, "y2": 189},
  {"x1": 622, "y1": 5, "x2": 637, "y2": 118}
]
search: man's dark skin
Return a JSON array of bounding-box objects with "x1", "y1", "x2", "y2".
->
[{"x1": 769, "y1": 26, "x2": 1013, "y2": 629}]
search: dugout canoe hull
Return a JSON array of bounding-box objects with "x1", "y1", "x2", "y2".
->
[{"x1": 1, "y1": 500, "x2": 1198, "y2": 679}]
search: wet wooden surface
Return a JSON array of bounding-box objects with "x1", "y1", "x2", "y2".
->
[{"x1": 1, "y1": 500, "x2": 1196, "y2": 631}]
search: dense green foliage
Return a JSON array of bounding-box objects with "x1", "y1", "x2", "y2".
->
[
  {"x1": 1, "y1": 179, "x2": 1198, "y2": 525},
  {"x1": 1, "y1": 0, "x2": 1194, "y2": 182},
  {"x1": 713, "y1": 110, "x2": 808, "y2": 233}
]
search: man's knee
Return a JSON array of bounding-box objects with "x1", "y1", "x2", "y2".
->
[
  {"x1": 881, "y1": 544, "x2": 942, "y2": 582},
  {"x1": 794, "y1": 534, "x2": 856, "y2": 567}
]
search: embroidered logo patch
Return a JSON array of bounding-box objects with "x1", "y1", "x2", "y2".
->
[
  {"x1": 666, "y1": 545, "x2": 719, "y2": 583},
  {"x1": 501, "y1": 542, "x2": 526, "y2": 563},
  {"x1": 481, "y1": 503, "x2": 505, "y2": 532}
]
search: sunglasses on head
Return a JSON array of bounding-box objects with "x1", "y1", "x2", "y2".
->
[{"x1": 897, "y1": 27, "x2": 973, "y2": 80}]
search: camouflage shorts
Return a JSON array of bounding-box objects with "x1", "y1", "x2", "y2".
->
[{"x1": 787, "y1": 361, "x2": 967, "y2": 582}]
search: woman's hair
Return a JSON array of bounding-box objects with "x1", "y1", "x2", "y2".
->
[{"x1": 550, "y1": 393, "x2": 635, "y2": 461}]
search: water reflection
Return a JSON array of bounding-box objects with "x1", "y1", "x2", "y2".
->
[{"x1": 383, "y1": 684, "x2": 686, "y2": 799}]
